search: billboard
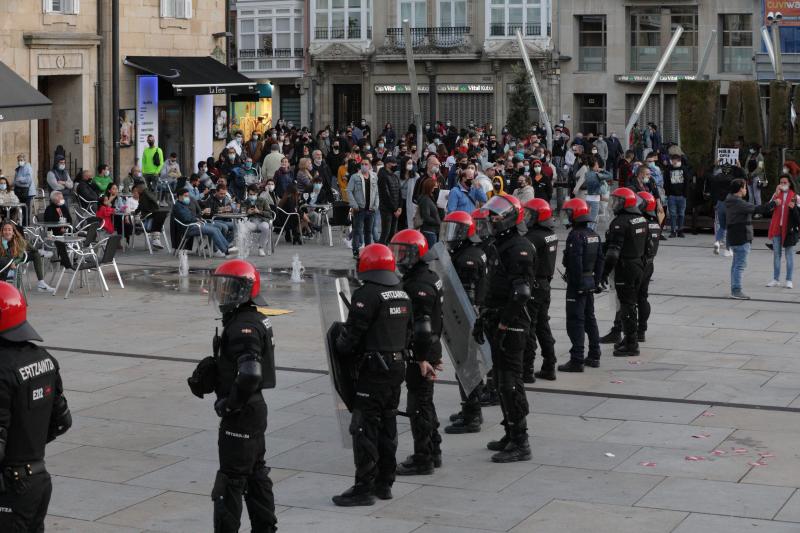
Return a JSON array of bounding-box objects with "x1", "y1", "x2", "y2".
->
[{"x1": 764, "y1": 1, "x2": 800, "y2": 26}]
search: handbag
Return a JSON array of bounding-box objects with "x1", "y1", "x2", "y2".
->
[{"x1": 412, "y1": 204, "x2": 424, "y2": 229}]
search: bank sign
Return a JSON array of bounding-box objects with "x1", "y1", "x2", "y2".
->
[
  {"x1": 375, "y1": 83, "x2": 494, "y2": 93},
  {"x1": 764, "y1": 0, "x2": 800, "y2": 26}
]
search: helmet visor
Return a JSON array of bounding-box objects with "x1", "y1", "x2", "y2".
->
[
  {"x1": 523, "y1": 208, "x2": 539, "y2": 227},
  {"x1": 209, "y1": 275, "x2": 252, "y2": 310},
  {"x1": 483, "y1": 195, "x2": 516, "y2": 235},
  {"x1": 388, "y1": 242, "x2": 420, "y2": 271},
  {"x1": 473, "y1": 216, "x2": 492, "y2": 242},
  {"x1": 439, "y1": 220, "x2": 470, "y2": 244},
  {"x1": 609, "y1": 195, "x2": 625, "y2": 213}
]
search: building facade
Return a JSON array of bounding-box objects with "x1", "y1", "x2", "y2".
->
[
  {"x1": 1, "y1": 0, "x2": 231, "y2": 186},
  {"x1": 556, "y1": 0, "x2": 761, "y2": 144}
]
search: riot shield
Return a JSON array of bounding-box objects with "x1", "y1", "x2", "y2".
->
[
  {"x1": 427, "y1": 242, "x2": 492, "y2": 395},
  {"x1": 314, "y1": 274, "x2": 354, "y2": 448}
]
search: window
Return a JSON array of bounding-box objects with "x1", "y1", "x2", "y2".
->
[
  {"x1": 400, "y1": 0, "x2": 427, "y2": 27},
  {"x1": 578, "y1": 15, "x2": 606, "y2": 72},
  {"x1": 630, "y1": 7, "x2": 697, "y2": 72},
  {"x1": 439, "y1": 0, "x2": 466, "y2": 27},
  {"x1": 43, "y1": 0, "x2": 79, "y2": 14},
  {"x1": 314, "y1": 0, "x2": 371, "y2": 40},
  {"x1": 722, "y1": 14, "x2": 752, "y2": 73},
  {"x1": 237, "y1": 5, "x2": 304, "y2": 72},
  {"x1": 161, "y1": 0, "x2": 193, "y2": 19},
  {"x1": 489, "y1": 0, "x2": 547, "y2": 37},
  {"x1": 577, "y1": 94, "x2": 606, "y2": 136}
]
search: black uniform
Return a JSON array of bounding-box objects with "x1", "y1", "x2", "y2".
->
[
  {"x1": 477, "y1": 239, "x2": 501, "y2": 405},
  {"x1": 212, "y1": 304, "x2": 277, "y2": 533},
  {"x1": 604, "y1": 212, "x2": 648, "y2": 353},
  {"x1": 563, "y1": 223, "x2": 604, "y2": 364},
  {"x1": 449, "y1": 242, "x2": 489, "y2": 426},
  {"x1": 400, "y1": 263, "x2": 444, "y2": 471},
  {"x1": 638, "y1": 214, "x2": 660, "y2": 335},
  {"x1": 482, "y1": 230, "x2": 536, "y2": 449},
  {"x1": 336, "y1": 281, "x2": 412, "y2": 494},
  {"x1": 523, "y1": 224, "x2": 558, "y2": 378},
  {"x1": 0, "y1": 342, "x2": 71, "y2": 531}
]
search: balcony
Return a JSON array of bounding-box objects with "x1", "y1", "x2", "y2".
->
[
  {"x1": 384, "y1": 26, "x2": 471, "y2": 50},
  {"x1": 314, "y1": 26, "x2": 372, "y2": 40},
  {"x1": 489, "y1": 22, "x2": 550, "y2": 38},
  {"x1": 239, "y1": 48, "x2": 305, "y2": 59},
  {"x1": 237, "y1": 47, "x2": 304, "y2": 74}
]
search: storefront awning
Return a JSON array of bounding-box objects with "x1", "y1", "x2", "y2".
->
[
  {"x1": 123, "y1": 56, "x2": 258, "y2": 97},
  {"x1": 0, "y1": 60, "x2": 51, "y2": 122}
]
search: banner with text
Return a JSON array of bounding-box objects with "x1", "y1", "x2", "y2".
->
[
  {"x1": 717, "y1": 148, "x2": 740, "y2": 166},
  {"x1": 136, "y1": 75, "x2": 158, "y2": 162}
]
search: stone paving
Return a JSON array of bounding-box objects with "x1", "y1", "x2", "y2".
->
[{"x1": 20, "y1": 228, "x2": 800, "y2": 532}]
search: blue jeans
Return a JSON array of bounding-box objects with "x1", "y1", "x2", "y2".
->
[
  {"x1": 211, "y1": 220, "x2": 235, "y2": 242},
  {"x1": 186, "y1": 223, "x2": 229, "y2": 253},
  {"x1": 587, "y1": 200, "x2": 600, "y2": 231},
  {"x1": 715, "y1": 200, "x2": 727, "y2": 243},
  {"x1": 730, "y1": 242, "x2": 750, "y2": 292},
  {"x1": 352, "y1": 209, "x2": 375, "y2": 253},
  {"x1": 773, "y1": 236, "x2": 795, "y2": 282},
  {"x1": 422, "y1": 230, "x2": 438, "y2": 249},
  {"x1": 667, "y1": 195, "x2": 686, "y2": 234}
]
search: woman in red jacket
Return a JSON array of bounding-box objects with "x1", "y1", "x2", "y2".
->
[{"x1": 767, "y1": 175, "x2": 799, "y2": 289}]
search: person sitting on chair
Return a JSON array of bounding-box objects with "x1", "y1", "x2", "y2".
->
[
  {"x1": 44, "y1": 191, "x2": 73, "y2": 236},
  {"x1": 242, "y1": 184, "x2": 274, "y2": 256},
  {"x1": 0, "y1": 221, "x2": 55, "y2": 292}
]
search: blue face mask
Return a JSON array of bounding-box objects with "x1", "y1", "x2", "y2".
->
[
  {"x1": 244, "y1": 162, "x2": 252, "y2": 169},
  {"x1": 1, "y1": 239, "x2": 8, "y2": 250},
  {"x1": 648, "y1": 162, "x2": 656, "y2": 169},
  {"x1": 181, "y1": 196, "x2": 191, "y2": 205},
  {"x1": 248, "y1": 195, "x2": 257, "y2": 202},
  {"x1": 313, "y1": 184, "x2": 322, "y2": 192}
]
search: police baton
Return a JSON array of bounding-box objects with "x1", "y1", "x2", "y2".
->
[{"x1": 338, "y1": 291, "x2": 352, "y2": 311}]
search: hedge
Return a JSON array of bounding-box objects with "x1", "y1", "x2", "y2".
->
[
  {"x1": 677, "y1": 80, "x2": 720, "y2": 177},
  {"x1": 720, "y1": 81, "x2": 764, "y2": 148}
]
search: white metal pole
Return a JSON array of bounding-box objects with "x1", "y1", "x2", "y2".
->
[
  {"x1": 761, "y1": 26, "x2": 778, "y2": 75},
  {"x1": 515, "y1": 29, "x2": 552, "y2": 151},
  {"x1": 696, "y1": 29, "x2": 717, "y2": 79},
  {"x1": 403, "y1": 20, "x2": 423, "y2": 132},
  {"x1": 624, "y1": 25, "x2": 684, "y2": 150}
]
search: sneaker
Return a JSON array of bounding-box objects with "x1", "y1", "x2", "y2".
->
[
  {"x1": 152, "y1": 240, "x2": 165, "y2": 250},
  {"x1": 40, "y1": 250, "x2": 54, "y2": 259},
  {"x1": 722, "y1": 249, "x2": 733, "y2": 257},
  {"x1": 669, "y1": 231, "x2": 677, "y2": 238},
  {"x1": 258, "y1": 248, "x2": 266, "y2": 257},
  {"x1": 37, "y1": 281, "x2": 56, "y2": 293},
  {"x1": 214, "y1": 250, "x2": 226, "y2": 258},
  {"x1": 786, "y1": 281, "x2": 794, "y2": 289},
  {"x1": 713, "y1": 241, "x2": 720, "y2": 255},
  {"x1": 767, "y1": 279, "x2": 780, "y2": 287},
  {"x1": 227, "y1": 246, "x2": 239, "y2": 254},
  {"x1": 766, "y1": 242, "x2": 774, "y2": 250},
  {"x1": 730, "y1": 291, "x2": 750, "y2": 300}
]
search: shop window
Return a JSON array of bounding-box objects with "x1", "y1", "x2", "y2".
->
[
  {"x1": 161, "y1": 0, "x2": 193, "y2": 19},
  {"x1": 44, "y1": 0, "x2": 79, "y2": 14}
]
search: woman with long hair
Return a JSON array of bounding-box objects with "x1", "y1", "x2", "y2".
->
[
  {"x1": 766, "y1": 175, "x2": 799, "y2": 288},
  {"x1": 0, "y1": 221, "x2": 55, "y2": 292}
]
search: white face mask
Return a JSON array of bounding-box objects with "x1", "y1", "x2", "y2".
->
[
  {"x1": 533, "y1": 166, "x2": 541, "y2": 173},
  {"x1": 57, "y1": 200, "x2": 65, "y2": 206},
  {"x1": 0, "y1": 184, "x2": 7, "y2": 191},
  {"x1": 783, "y1": 167, "x2": 790, "y2": 174},
  {"x1": 406, "y1": 163, "x2": 413, "y2": 171},
  {"x1": 58, "y1": 164, "x2": 66, "y2": 171},
  {"x1": 17, "y1": 161, "x2": 24, "y2": 167},
  {"x1": 780, "y1": 184, "x2": 790, "y2": 192},
  {"x1": 267, "y1": 184, "x2": 275, "y2": 191}
]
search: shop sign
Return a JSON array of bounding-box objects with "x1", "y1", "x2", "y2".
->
[
  {"x1": 764, "y1": 1, "x2": 800, "y2": 26},
  {"x1": 437, "y1": 83, "x2": 494, "y2": 93},
  {"x1": 136, "y1": 75, "x2": 159, "y2": 158},
  {"x1": 615, "y1": 74, "x2": 696, "y2": 83},
  {"x1": 374, "y1": 84, "x2": 430, "y2": 93}
]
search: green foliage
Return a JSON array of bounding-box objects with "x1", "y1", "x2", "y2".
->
[
  {"x1": 507, "y1": 65, "x2": 533, "y2": 139},
  {"x1": 720, "y1": 82, "x2": 742, "y2": 147},
  {"x1": 768, "y1": 81, "x2": 791, "y2": 148},
  {"x1": 677, "y1": 80, "x2": 720, "y2": 177},
  {"x1": 720, "y1": 81, "x2": 764, "y2": 148}
]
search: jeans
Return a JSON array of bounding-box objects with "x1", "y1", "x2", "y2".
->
[
  {"x1": 730, "y1": 242, "x2": 750, "y2": 292},
  {"x1": 667, "y1": 195, "x2": 686, "y2": 234},
  {"x1": 352, "y1": 209, "x2": 375, "y2": 253},
  {"x1": 422, "y1": 230, "x2": 437, "y2": 249},
  {"x1": 748, "y1": 182, "x2": 762, "y2": 207},
  {"x1": 772, "y1": 236, "x2": 795, "y2": 282},
  {"x1": 715, "y1": 200, "x2": 727, "y2": 243},
  {"x1": 372, "y1": 209, "x2": 382, "y2": 243},
  {"x1": 211, "y1": 220, "x2": 235, "y2": 241},
  {"x1": 587, "y1": 200, "x2": 600, "y2": 231},
  {"x1": 186, "y1": 223, "x2": 229, "y2": 253}
]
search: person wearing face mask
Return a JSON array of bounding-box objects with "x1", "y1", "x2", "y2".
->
[
  {"x1": 744, "y1": 145, "x2": 766, "y2": 210},
  {"x1": 512, "y1": 175, "x2": 535, "y2": 204},
  {"x1": 159, "y1": 152, "x2": 182, "y2": 201},
  {"x1": 12, "y1": 154, "x2": 35, "y2": 226},
  {"x1": 241, "y1": 157, "x2": 261, "y2": 186},
  {"x1": 664, "y1": 154, "x2": 692, "y2": 237},
  {"x1": 766, "y1": 176, "x2": 799, "y2": 289},
  {"x1": 346, "y1": 160, "x2": 379, "y2": 259},
  {"x1": 140, "y1": 135, "x2": 165, "y2": 192},
  {"x1": 244, "y1": 132, "x2": 264, "y2": 164},
  {"x1": 172, "y1": 188, "x2": 237, "y2": 258},
  {"x1": 311, "y1": 149, "x2": 334, "y2": 192},
  {"x1": 529, "y1": 160, "x2": 553, "y2": 202},
  {"x1": 447, "y1": 168, "x2": 487, "y2": 214},
  {"x1": 593, "y1": 135, "x2": 608, "y2": 167},
  {"x1": 92, "y1": 164, "x2": 113, "y2": 194},
  {"x1": 241, "y1": 184, "x2": 274, "y2": 256},
  {"x1": 43, "y1": 191, "x2": 73, "y2": 236},
  {"x1": 0, "y1": 221, "x2": 56, "y2": 292},
  {"x1": 723, "y1": 179, "x2": 778, "y2": 299},
  {"x1": 226, "y1": 131, "x2": 245, "y2": 157},
  {"x1": 261, "y1": 143, "x2": 285, "y2": 184},
  {"x1": 708, "y1": 159, "x2": 745, "y2": 256},
  {"x1": 46, "y1": 155, "x2": 74, "y2": 208},
  {"x1": 261, "y1": 179, "x2": 279, "y2": 208},
  {"x1": 377, "y1": 157, "x2": 402, "y2": 244}
]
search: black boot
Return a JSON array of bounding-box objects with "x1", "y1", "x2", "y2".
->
[
  {"x1": 613, "y1": 338, "x2": 640, "y2": 357},
  {"x1": 478, "y1": 389, "x2": 500, "y2": 406},
  {"x1": 445, "y1": 414, "x2": 482, "y2": 434},
  {"x1": 491, "y1": 430, "x2": 532, "y2": 463},
  {"x1": 558, "y1": 360, "x2": 584, "y2": 372},
  {"x1": 523, "y1": 370, "x2": 536, "y2": 384},
  {"x1": 584, "y1": 358, "x2": 600, "y2": 368},
  {"x1": 486, "y1": 434, "x2": 510, "y2": 452},
  {"x1": 395, "y1": 456, "x2": 434, "y2": 476},
  {"x1": 637, "y1": 331, "x2": 646, "y2": 343},
  {"x1": 374, "y1": 485, "x2": 393, "y2": 500},
  {"x1": 535, "y1": 362, "x2": 557, "y2": 381},
  {"x1": 449, "y1": 411, "x2": 464, "y2": 423},
  {"x1": 332, "y1": 486, "x2": 376, "y2": 507},
  {"x1": 600, "y1": 327, "x2": 621, "y2": 344}
]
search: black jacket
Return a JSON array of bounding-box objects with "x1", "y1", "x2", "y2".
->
[
  {"x1": 417, "y1": 194, "x2": 440, "y2": 233},
  {"x1": 724, "y1": 194, "x2": 775, "y2": 246},
  {"x1": 664, "y1": 163, "x2": 693, "y2": 197},
  {"x1": 378, "y1": 167, "x2": 402, "y2": 212}
]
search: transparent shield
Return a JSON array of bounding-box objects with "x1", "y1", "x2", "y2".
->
[
  {"x1": 314, "y1": 273, "x2": 353, "y2": 448},
  {"x1": 427, "y1": 242, "x2": 492, "y2": 394}
]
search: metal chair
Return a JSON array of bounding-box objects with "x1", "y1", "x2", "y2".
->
[
  {"x1": 172, "y1": 217, "x2": 211, "y2": 258},
  {"x1": 52, "y1": 241, "x2": 107, "y2": 299},
  {"x1": 136, "y1": 211, "x2": 171, "y2": 254},
  {"x1": 0, "y1": 252, "x2": 30, "y2": 298},
  {"x1": 94, "y1": 234, "x2": 124, "y2": 289},
  {"x1": 74, "y1": 193, "x2": 98, "y2": 224},
  {"x1": 273, "y1": 205, "x2": 300, "y2": 249}
]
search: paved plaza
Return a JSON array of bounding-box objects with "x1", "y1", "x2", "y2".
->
[{"x1": 27, "y1": 229, "x2": 800, "y2": 533}]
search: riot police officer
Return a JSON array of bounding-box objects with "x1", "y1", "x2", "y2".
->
[
  {"x1": 558, "y1": 198, "x2": 604, "y2": 372},
  {"x1": 0, "y1": 281, "x2": 72, "y2": 531},
  {"x1": 207, "y1": 260, "x2": 277, "y2": 532},
  {"x1": 521, "y1": 198, "x2": 558, "y2": 382},
  {"x1": 470, "y1": 208, "x2": 500, "y2": 407},
  {"x1": 600, "y1": 187, "x2": 648, "y2": 357},
  {"x1": 440, "y1": 211, "x2": 489, "y2": 434},
  {"x1": 389, "y1": 229, "x2": 444, "y2": 475},
  {"x1": 473, "y1": 195, "x2": 536, "y2": 463},
  {"x1": 333, "y1": 243, "x2": 412, "y2": 505}
]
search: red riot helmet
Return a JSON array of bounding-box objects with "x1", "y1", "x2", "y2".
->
[
  {"x1": 610, "y1": 187, "x2": 639, "y2": 214},
  {"x1": 562, "y1": 198, "x2": 590, "y2": 224},
  {"x1": 440, "y1": 211, "x2": 475, "y2": 250},
  {"x1": 357, "y1": 243, "x2": 400, "y2": 285},
  {"x1": 389, "y1": 229, "x2": 429, "y2": 273},
  {"x1": 522, "y1": 198, "x2": 553, "y2": 227},
  {"x1": 470, "y1": 208, "x2": 492, "y2": 243},
  {"x1": 482, "y1": 194, "x2": 524, "y2": 235},
  {"x1": 0, "y1": 281, "x2": 41, "y2": 342},
  {"x1": 637, "y1": 191, "x2": 656, "y2": 215},
  {"x1": 210, "y1": 259, "x2": 268, "y2": 313}
]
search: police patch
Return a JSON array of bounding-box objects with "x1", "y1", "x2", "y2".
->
[
  {"x1": 356, "y1": 301, "x2": 365, "y2": 308},
  {"x1": 262, "y1": 317, "x2": 272, "y2": 329},
  {"x1": 520, "y1": 251, "x2": 528, "y2": 255},
  {"x1": 241, "y1": 328, "x2": 254, "y2": 334}
]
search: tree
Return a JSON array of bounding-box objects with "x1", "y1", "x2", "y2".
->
[{"x1": 507, "y1": 65, "x2": 533, "y2": 139}]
